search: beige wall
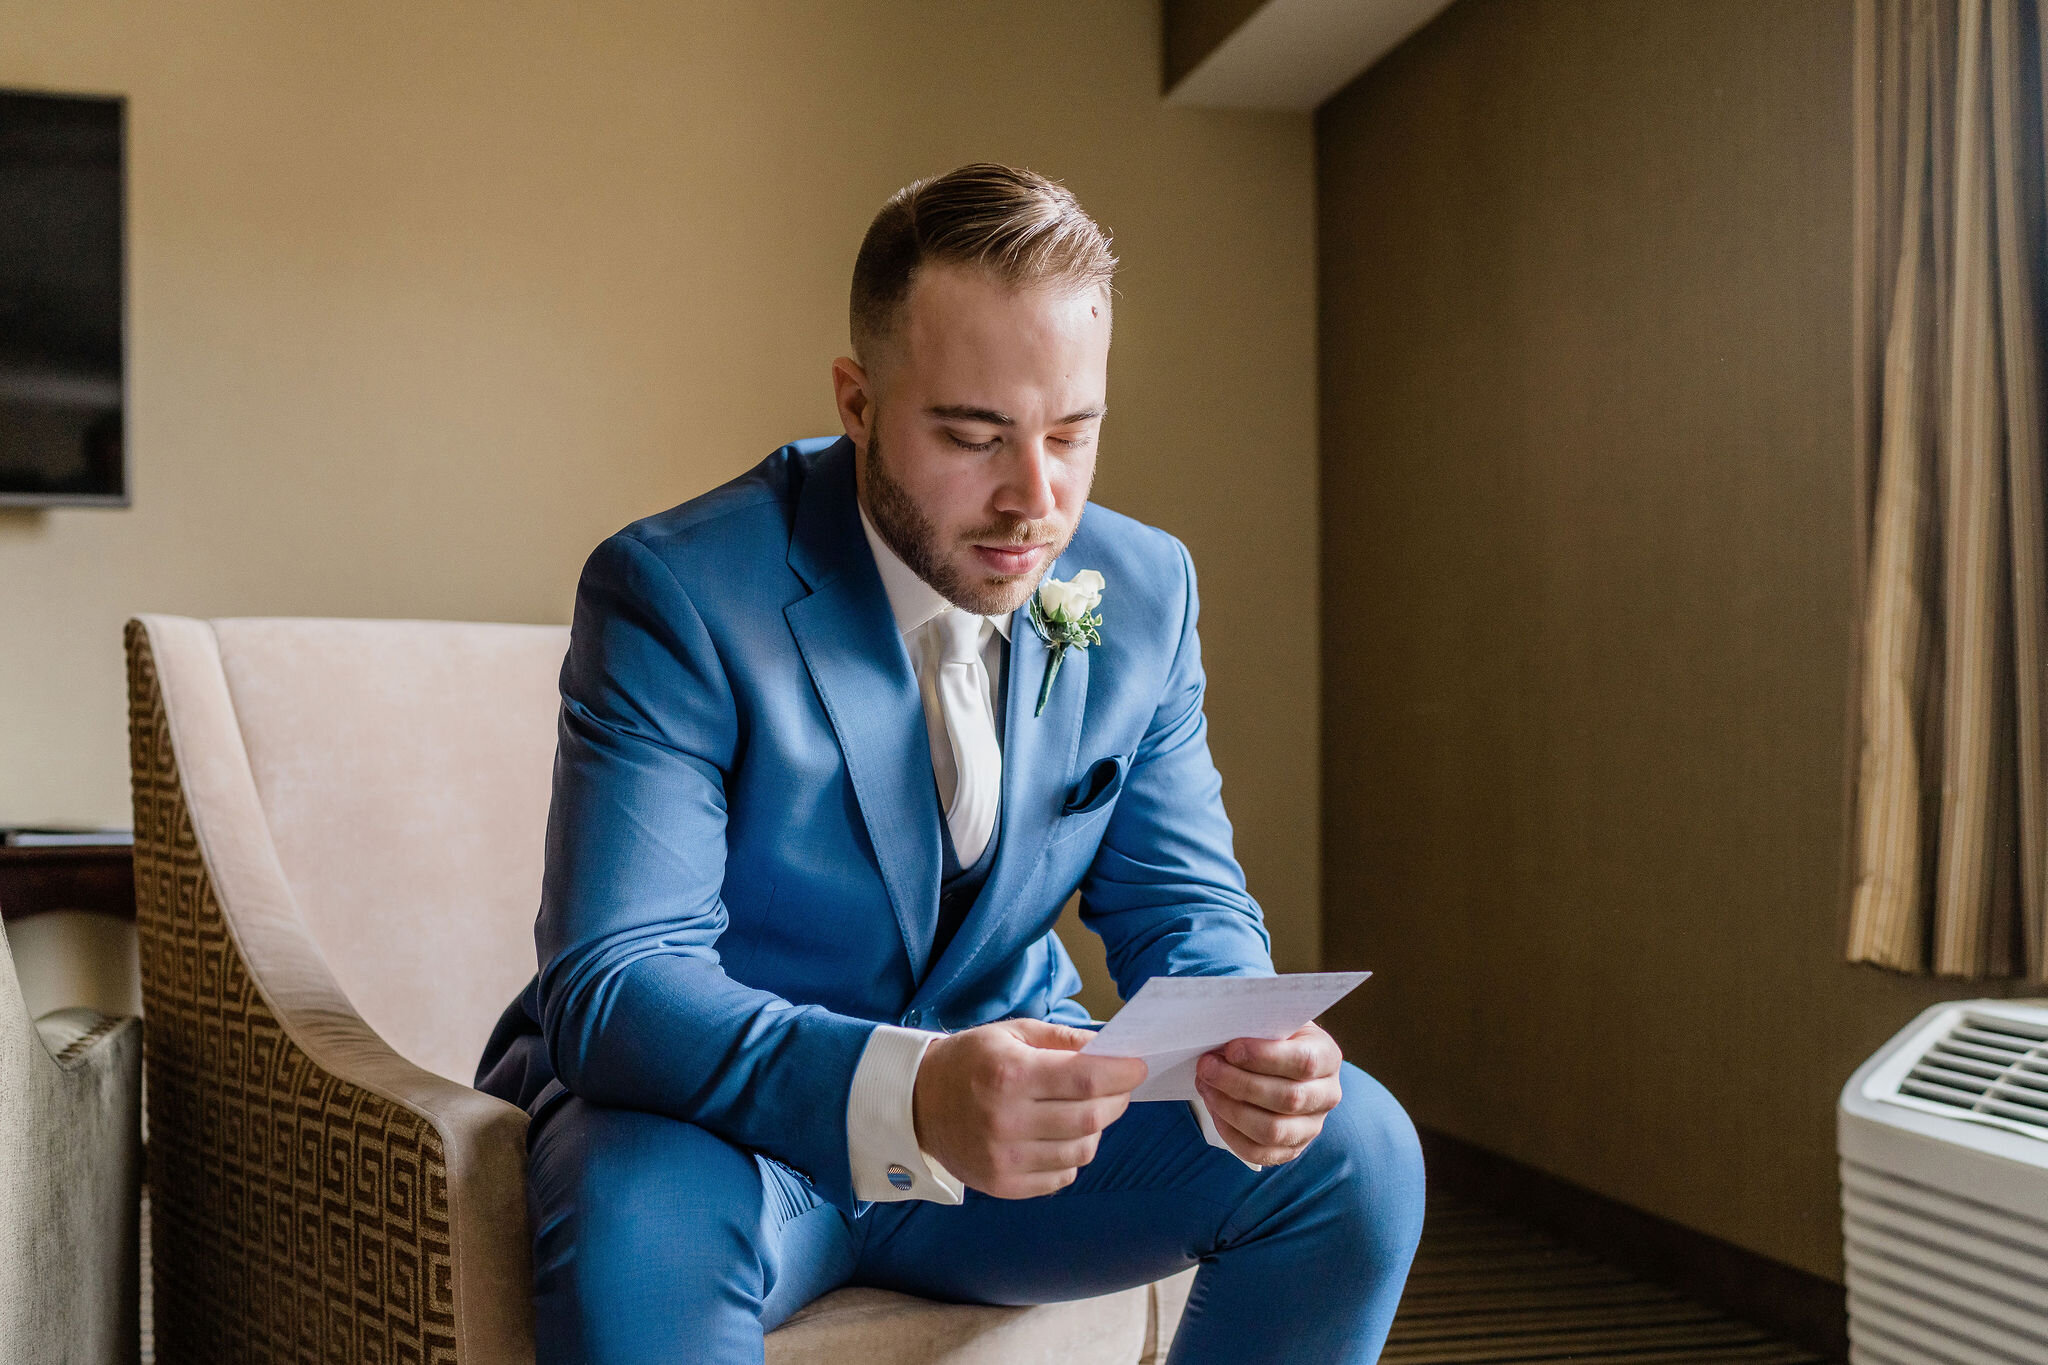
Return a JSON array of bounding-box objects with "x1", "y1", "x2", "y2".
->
[
  {"x1": 1317, "y1": 0, "x2": 2031, "y2": 1282},
  {"x1": 0, "y1": 2, "x2": 1321, "y2": 991}
]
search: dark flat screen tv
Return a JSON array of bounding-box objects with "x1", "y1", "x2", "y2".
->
[{"x1": 0, "y1": 89, "x2": 126, "y2": 507}]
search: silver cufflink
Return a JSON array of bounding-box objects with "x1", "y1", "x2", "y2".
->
[{"x1": 886, "y1": 1164, "x2": 914, "y2": 1191}]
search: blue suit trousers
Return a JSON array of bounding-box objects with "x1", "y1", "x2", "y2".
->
[{"x1": 524, "y1": 1061, "x2": 1426, "y2": 1364}]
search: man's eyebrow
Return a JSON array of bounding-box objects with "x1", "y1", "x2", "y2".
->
[{"x1": 925, "y1": 404, "x2": 1107, "y2": 425}]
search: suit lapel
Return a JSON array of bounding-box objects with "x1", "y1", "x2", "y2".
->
[
  {"x1": 912, "y1": 566, "x2": 1090, "y2": 1010},
  {"x1": 784, "y1": 437, "x2": 944, "y2": 979}
]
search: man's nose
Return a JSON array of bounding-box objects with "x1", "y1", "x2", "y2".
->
[{"x1": 995, "y1": 439, "x2": 1058, "y2": 522}]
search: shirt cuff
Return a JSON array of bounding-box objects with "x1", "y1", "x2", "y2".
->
[
  {"x1": 1188, "y1": 1093, "x2": 1262, "y2": 1171},
  {"x1": 848, "y1": 1024, "x2": 966, "y2": 1204}
]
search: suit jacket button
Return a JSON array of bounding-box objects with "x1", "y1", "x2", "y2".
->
[
  {"x1": 901, "y1": 1010, "x2": 920, "y2": 1028},
  {"x1": 887, "y1": 1164, "x2": 915, "y2": 1191}
]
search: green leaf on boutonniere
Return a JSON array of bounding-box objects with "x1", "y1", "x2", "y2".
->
[{"x1": 1027, "y1": 570, "x2": 1106, "y2": 717}]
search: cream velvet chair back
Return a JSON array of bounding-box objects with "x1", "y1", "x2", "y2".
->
[{"x1": 202, "y1": 617, "x2": 566, "y2": 1086}]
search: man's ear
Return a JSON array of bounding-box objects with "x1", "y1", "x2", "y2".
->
[{"x1": 831, "y1": 355, "x2": 876, "y2": 449}]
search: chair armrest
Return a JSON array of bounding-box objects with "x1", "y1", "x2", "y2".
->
[
  {"x1": 34, "y1": 1005, "x2": 126, "y2": 1063},
  {"x1": 127, "y1": 616, "x2": 533, "y2": 1365},
  {"x1": 1, "y1": 1002, "x2": 142, "y2": 1365}
]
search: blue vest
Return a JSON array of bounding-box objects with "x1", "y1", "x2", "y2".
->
[{"x1": 934, "y1": 794, "x2": 999, "y2": 970}]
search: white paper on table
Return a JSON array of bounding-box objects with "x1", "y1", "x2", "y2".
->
[{"x1": 1080, "y1": 971, "x2": 1371, "y2": 1102}]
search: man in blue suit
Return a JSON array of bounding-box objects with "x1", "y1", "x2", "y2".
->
[{"x1": 476, "y1": 163, "x2": 1425, "y2": 1363}]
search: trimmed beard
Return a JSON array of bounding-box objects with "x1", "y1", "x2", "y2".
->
[{"x1": 857, "y1": 414, "x2": 1081, "y2": 617}]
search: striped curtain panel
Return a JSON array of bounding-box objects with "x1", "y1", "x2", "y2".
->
[{"x1": 1847, "y1": 0, "x2": 2048, "y2": 979}]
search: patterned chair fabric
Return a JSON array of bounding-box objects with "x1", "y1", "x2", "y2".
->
[
  {"x1": 0, "y1": 916, "x2": 143, "y2": 1365},
  {"x1": 124, "y1": 615, "x2": 1192, "y2": 1365}
]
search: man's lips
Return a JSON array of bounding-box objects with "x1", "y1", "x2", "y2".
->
[{"x1": 973, "y1": 542, "x2": 1050, "y2": 573}]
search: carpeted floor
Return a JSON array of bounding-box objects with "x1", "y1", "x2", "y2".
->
[
  {"x1": 1383, "y1": 1193, "x2": 1834, "y2": 1364},
  {"x1": 139, "y1": 1187, "x2": 1834, "y2": 1363}
]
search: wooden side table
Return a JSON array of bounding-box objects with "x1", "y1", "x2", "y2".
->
[{"x1": 0, "y1": 844, "x2": 136, "y2": 922}]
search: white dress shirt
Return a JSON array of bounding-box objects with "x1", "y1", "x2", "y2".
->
[{"x1": 844, "y1": 499, "x2": 1250, "y2": 1206}]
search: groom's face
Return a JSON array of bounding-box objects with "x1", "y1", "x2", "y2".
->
[{"x1": 836, "y1": 262, "x2": 1109, "y2": 618}]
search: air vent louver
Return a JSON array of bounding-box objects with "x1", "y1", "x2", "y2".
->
[
  {"x1": 1843, "y1": 1001, "x2": 2048, "y2": 1365},
  {"x1": 1892, "y1": 1013, "x2": 2048, "y2": 1140}
]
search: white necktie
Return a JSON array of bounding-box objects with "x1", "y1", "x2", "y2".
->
[{"x1": 928, "y1": 608, "x2": 1002, "y2": 866}]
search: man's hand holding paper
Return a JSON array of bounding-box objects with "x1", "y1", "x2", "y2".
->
[
  {"x1": 1082, "y1": 970, "x2": 1371, "y2": 1168},
  {"x1": 1195, "y1": 1022, "x2": 1348, "y2": 1167},
  {"x1": 912, "y1": 1018, "x2": 1149, "y2": 1199}
]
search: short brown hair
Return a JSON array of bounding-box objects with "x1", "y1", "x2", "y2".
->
[{"x1": 849, "y1": 162, "x2": 1117, "y2": 369}]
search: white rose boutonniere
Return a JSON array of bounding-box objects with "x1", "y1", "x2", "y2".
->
[{"x1": 1026, "y1": 569, "x2": 1105, "y2": 717}]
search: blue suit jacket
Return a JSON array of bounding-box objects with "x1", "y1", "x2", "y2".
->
[{"x1": 476, "y1": 433, "x2": 1274, "y2": 1214}]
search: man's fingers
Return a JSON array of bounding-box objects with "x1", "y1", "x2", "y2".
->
[
  {"x1": 992, "y1": 1134, "x2": 1101, "y2": 1177},
  {"x1": 1018, "y1": 1135, "x2": 1100, "y2": 1172},
  {"x1": 1007, "y1": 1017, "x2": 1096, "y2": 1052},
  {"x1": 1220, "y1": 1029, "x2": 1339, "y2": 1082},
  {"x1": 1197, "y1": 1053, "x2": 1338, "y2": 1116},
  {"x1": 998, "y1": 1094, "x2": 1130, "y2": 1141},
  {"x1": 1197, "y1": 1080, "x2": 1323, "y2": 1159},
  {"x1": 1033, "y1": 1051, "x2": 1148, "y2": 1100},
  {"x1": 1209, "y1": 1104, "x2": 1305, "y2": 1168}
]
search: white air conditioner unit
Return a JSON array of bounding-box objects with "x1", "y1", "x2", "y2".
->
[{"x1": 1839, "y1": 998, "x2": 2048, "y2": 1365}]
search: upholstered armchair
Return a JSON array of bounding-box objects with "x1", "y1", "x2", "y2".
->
[
  {"x1": 125, "y1": 614, "x2": 1192, "y2": 1364},
  {"x1": 0, "y1": 913, "x2": 143, "y2": 1365}
]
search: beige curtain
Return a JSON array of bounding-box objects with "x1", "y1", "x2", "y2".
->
[{"x1": 1847, "y1": 0, "x2": 2048, "y2": 979}]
